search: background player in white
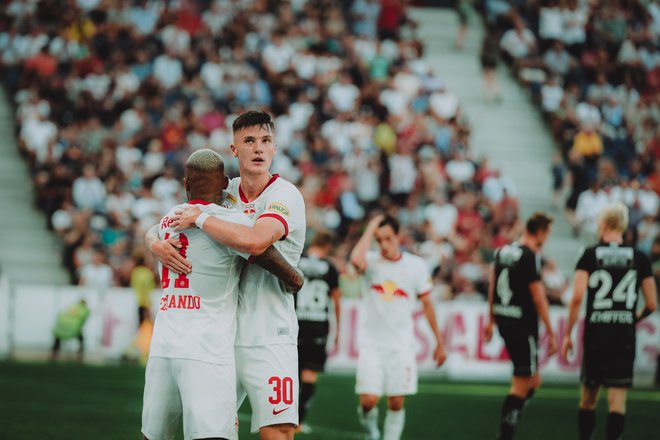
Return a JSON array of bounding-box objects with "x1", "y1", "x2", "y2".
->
[
  {"x1": 142, "y1": 149, "x2": 302, "y2": 440},
  {"x1": 158, "y1": 111, "x2": 305, "y2": 440},
  {"x1": 350, "y1": 214, "x2": 447, "y2": 440},
  {"x1": 561, "y1": 203, "x2": 657, "y2": 440}
]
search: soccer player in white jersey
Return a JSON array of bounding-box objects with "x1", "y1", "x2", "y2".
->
[
  {"x1": 142, "y1": 149, "x2": 302, "y2": 440},
  {"x1": 159, "y1": 111, "x2": 306, "y2": 440},
  {"x1": 350, "y1": 214, "x2": 447, "y2": 440}
]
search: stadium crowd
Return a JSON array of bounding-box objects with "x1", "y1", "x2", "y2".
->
[
  {"x1": 2, "y1": 0, "x2": 574, "y2": 302},
  {"x1": 482, "y1": 0, "x2": 660, "y2": 264}
]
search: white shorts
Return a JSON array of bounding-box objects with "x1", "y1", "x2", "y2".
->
[
  {"x1": 142, "y1": 357, "x2": 238, "y2": 440},
  {"x1": 355, "y1": 346, "x2": 418, "y2": 397},
  {"x1": 235, "y1": 344, "x2": 299, "y2": 433}
]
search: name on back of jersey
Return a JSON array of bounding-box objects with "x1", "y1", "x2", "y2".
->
[
  {"x1": 595, "y1": 247, "x2": 633, "y2": 269},
  {"x1": 160, "y1": 294, "x2": 201, "y2": 311},
  {"x1": 589, "y1": 310, "x2": 634, "y2": 325},
  {"x1": 493, "y1": 303, "x2": 522, "y2": 319}
]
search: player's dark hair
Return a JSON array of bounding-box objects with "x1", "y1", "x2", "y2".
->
[
  {"x1": 311, "y1": 230, "x2": 334, "y2": 248},
  {"x1": 379, "y1": 215, "x2": 400, "y2": 234},
  {"x1": 525, "y1": 212, "x2": 553, "y2": 234},
  {"x1": 232, "y1": 110, "x2": 274, "y2": 134}
]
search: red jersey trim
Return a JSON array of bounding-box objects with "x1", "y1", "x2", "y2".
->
[
  {"x1": 187, "y1": 199, "x2": 212, "y2": 205},
  {"x1": 417, "y1": 290, "x2": 432, "y2": 298},
  {"x1": 238, "y1": 174, "x2": 280, "y2": 203},
  {"x1": 258, "y1": 212, "x2": 289, "y2": 240}
]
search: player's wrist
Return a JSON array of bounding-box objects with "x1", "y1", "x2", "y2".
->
[{"x1": 195, "y1": 212, "x2": 210, "y2": 229}]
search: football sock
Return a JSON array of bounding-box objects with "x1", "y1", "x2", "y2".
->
[
  {"x1": 606, "y1": 412, "x2": 625, "y2": 440},
  {"x1": 299, "y1": 382, "x2": 316, "y2": 423},
  {"x1": 577, "y1": 409, "x2": 596, "y2": 440},
  {"x1": 523, "y1": 389, "x2": 535, "y2": 409},
  {"x1": 358, "y1": 406, "x2": 380, "y2": 440},
  {"x1": 497, "y1": 395, "x2": 524, "y2": 440},
  {"x1": 383, "y1": 409, "x2": 405, "y2": 440}
]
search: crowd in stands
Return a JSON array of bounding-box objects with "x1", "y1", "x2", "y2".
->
[
  {"x1": 482, "y1": 0, "x2": 659, "y2": 269},
  {"x1": 2, "y1": 0, "x2": 574, "y2": 303}
]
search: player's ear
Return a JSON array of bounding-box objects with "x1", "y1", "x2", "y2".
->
[
  {"x1": 222, "y1": 175, "x2": 229, "y2": 190},
  {"x1": 230, "y1": 143, "x2": 238, "y2": 157},
  {"x1": 183, "y1": 177, "x2": 190, "y2": 192}
]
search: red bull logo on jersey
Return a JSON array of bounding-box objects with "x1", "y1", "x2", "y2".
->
[
  {"x1": 371, "y1": 280, "x2": 409, "y2": 301},
  {"x1": 160, "y1": 294, "x2": 201, "y2": 311},
  {"x1": 243, "y1": 203, "x2": 256, "y2": 218}
]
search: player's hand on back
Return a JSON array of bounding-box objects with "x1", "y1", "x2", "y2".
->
[
  {"x1": 172, "y1": 206, "x2": 202, "y2": 231},
  {"x1": 152, "y1": 237, "x2": 192, "y2": 275}
]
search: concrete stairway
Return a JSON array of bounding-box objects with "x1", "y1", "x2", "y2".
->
[
  {"x1": 0, "y1": 88, "x2": 70, "y2": 285},
  {"x1": 410, "y1": 7, "x2": 585, "y2": 272}
]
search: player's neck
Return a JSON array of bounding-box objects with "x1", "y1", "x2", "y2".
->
[
  {"x1": 520, "y1": 234, "x2": 539, "y2": 252},
  {"x1": 600, "y1": 230, "x2": 623, "y2": 244},
  {"x1": 188, "y1": 193, "x2": 221, "y2": 204},
  {"x1": 239, "y1": 171, "x2": 273, "y2": 202}
]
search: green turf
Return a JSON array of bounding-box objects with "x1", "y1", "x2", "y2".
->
[{"x1": 0, "y1": 361, "x2": 659, "y2": 439}]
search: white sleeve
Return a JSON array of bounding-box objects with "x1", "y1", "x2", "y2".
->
[
  {"x1": 256, "y1": 184, "x2": 305, "y2": 240},
  {"x1": 363, "y1": 250, "x2": 380, "y2": 280},
  {"x1": 205, "y1": 205, "x2": 253, "y2": 259},
  {"x1": 416, "y1": 262, "x2": 433, "y2": 298}
]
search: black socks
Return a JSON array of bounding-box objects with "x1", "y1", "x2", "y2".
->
[
  {"x1": 578, "y1": 408, "x2": 596, "y2": 440},
  {"x1": 298, "y1": 381, "x2": 316, "y2": 423},
  {"x1": 606, "y1": 412, "x2": 625, "y2": 440},
  {"x1": 497, "y1": 395, "x2": 525, "y2": 440}
]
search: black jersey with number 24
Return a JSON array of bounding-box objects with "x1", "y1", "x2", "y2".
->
[
  {"x1": 493, "y1": 243, "x2": 542, "y2": 336},
  {"x1": 576, "y1": 242, "x2": 652, "y2": 346},
  {"x1": 294, "y1": 255, "x2": 339, "y2": 339}
]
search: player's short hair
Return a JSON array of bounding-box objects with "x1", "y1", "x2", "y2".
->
[
  {"x1": 378, "y1": 215, "x2": 400, "y2": 234},
  {"x1": 598, "y1": 202, "x2": 628, "y2": 233},
  {"x1": 525, "y1": 212, "x2": 553, "y2": 234},
  {"x1": 232, "y1": 110, "x2": 274, "y2": 134},
  {"x1": 185, "y1": 149, "x2": 225, "y2": 172},
  {"x1": 310, "y1": 230, "x2": 334, "y2": 248}
]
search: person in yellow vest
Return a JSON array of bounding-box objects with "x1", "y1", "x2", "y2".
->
[
  {"x1": 130, "y1": 255, "x2": 156, "y2": 326},
  {"x1": 50, "y1": 299, "x2": 90, "y2": 361}
]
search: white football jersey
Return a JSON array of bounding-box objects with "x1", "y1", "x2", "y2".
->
[
  {"x1": 150, "y1": 201, "x2": 251, "y2": 364},
  {"x1": 222, "y1": 175, "x2": 306, "y2": 346},
  {"x1": 359, "y1": 251, "x2": 433, "y2": 349}
]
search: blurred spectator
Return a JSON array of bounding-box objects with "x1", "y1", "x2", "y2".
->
[
  {"x1": 72, "y1": 164, "x2": 106, "y2": 212},
  {"x1": 3, "y1": 0, "x2": 524, "y2": 300},
  {"x1": 541, "y1": 258, "x2": 568, "y2": 306},
  {"x1": 131, "y1": 254, "x2": 156, "y2": 326},
  {"x1": 79, "y1": 250, "x2": 114, "y2": 288},
  {"x1": 574, "y1": 180, "x2": 609, "y2": 241}
]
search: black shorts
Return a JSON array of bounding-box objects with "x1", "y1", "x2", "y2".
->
[
  {"x1": 501, "y1": 332, "x2": 538, "y2": 377},
  {"x1": 298, "y1": 336, "x2": 328, "y2": 372},
  {"x1": 581, "y1": 343, "x2": 634, "y2": 388}
]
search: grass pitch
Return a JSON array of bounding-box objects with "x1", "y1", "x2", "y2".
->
[{"x1": 1, "y1": 361, "x2": 659, "y2": 439}]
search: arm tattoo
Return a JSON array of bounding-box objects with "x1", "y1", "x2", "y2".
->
[
  {"x1": 254, "y1": 246, "x2": 304, "y2": 293},
  {"x1": 145, "y1": 224, "x2": 159, "y2": 250}
]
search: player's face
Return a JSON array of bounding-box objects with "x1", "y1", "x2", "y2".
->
[
  {"x1": 374, "y1": 225, "x2": 401, "y2": 260},
  {"x1": 231, "y1": 125, "x2": 276, "y2": 176},
  {"x1": 535, "y1": 226, "x2": 552, "y2": 248}
]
